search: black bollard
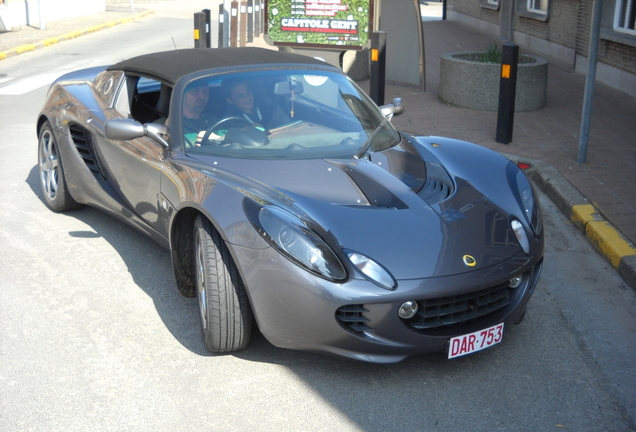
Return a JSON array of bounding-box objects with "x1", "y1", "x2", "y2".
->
[
  {"x1": 495, "y1": 43, "x2": 519, "y2": 144},
  {"x1": 194, "y1": 12, "x2": 207, "y2": 48},
  {"x1": 203, "y1": 9, "x2": 211, "y2": 48},
  {"x1": 369, "y1": 31, "x2": 387, "y2": 106}
]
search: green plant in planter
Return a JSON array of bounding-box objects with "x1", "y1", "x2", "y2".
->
[{"x1": 481, "y1": 41, "x2": 501, "y2": 63}]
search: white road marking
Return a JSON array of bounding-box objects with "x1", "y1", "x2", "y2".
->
[{"x1": 0, "y1": 73, "x2": 59, "y2": 95}]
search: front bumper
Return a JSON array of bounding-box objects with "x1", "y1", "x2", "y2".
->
[{"x1": 232, "y1": 244, "x2": 543, "y2": 363}]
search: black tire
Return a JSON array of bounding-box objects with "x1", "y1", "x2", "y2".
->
[
  {"x1": 193, "y1": 215, "x2": 251, "y2": 353},
  {"x1": 38, "y1": 121, "x2": 81, "y2": 212}
]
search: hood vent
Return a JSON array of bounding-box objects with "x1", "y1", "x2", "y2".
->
[
  {"x1": 417, "y1": 161, "x2": 454, "y2": 205},
  {"x1": 69, "y1": 124, "x2": 104, "y2": 180}
]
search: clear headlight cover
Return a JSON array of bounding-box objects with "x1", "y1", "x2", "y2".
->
[
  {"x1": 346, "y1": 250, "x2": 396, "y2": 290},
  {"x1": 256, "y1": 206, "x2": 346, "y2": 281},
  {"x1": 511, "y1": 219, "x2": 530, "y2": 254},
  {"x1": 507, "y1": 162, "x2": 542, "y2": 235}
]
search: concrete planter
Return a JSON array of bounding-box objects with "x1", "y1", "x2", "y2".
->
[{"x1": 439, "y1": 52, "x2": 548, "y2": 111}]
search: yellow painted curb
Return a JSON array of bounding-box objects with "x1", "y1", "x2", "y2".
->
[
  {"x1": 0, "y1": 52, "x2": 6, "y2": 60},
  {"x1": 571, "y1": 204, "x2": 597, "y2": 231},
  {"x1": 62, "y1": 30, "x2": 84, "y2": 40},
  {"x1": 15, "y1": 44, "x2": 36, "y2": 54},
  {"x1": 41, "y1": 38, "x2": 60, "y2": 47},
  {"x1": 586, "y1": 220, "x2": 636, "y2": 268},
  {"x1": 84, "y1": 25, "x2": 104, "y2": 34}
]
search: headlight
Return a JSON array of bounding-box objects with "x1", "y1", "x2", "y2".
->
[
  {"x1": 507, "y1": 162, "x2": 542, "y2": 235},
  {"x1": 511, "y1": 219, "x2": 530, "y2": 254},
  {"x1": 346, "y1": 250, "x2": 396, "y2": 290},
  {"x1": 251, "y1": 204, "x2": 346, "y2": 281}
]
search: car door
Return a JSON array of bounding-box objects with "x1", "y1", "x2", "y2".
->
[{"x1": 93, "y1": 73, "x2": 169, "y2": 238}]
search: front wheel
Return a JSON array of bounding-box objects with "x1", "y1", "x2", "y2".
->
[
  {"x1": 194, "y1": 215, "x2": 251, "y2": 353},
  {"x1": 38, "y1": 121, "x2": 81, "y2": 212}
]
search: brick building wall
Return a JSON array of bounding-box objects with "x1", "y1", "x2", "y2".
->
[
  {"x1": 446, "y1": 0, "x2": 636, "y2": 96},
  {"x1": 514, "y1": 0, "x2": 579, "y2": 50}
]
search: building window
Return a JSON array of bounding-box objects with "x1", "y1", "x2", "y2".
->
[
  {"x1": 516, "y1": 0, "x2": 549, "y2": 22},
  {"x1": 527, "y1": 0, "x2": 548, "y2": 15},
  {"x1": 480, "y1": 0, "x2": 500, "y2": 11},
  {"x1": 615, "y1": 0, "x2": 636, "y2": 35}
]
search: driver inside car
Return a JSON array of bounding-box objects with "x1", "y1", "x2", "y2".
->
[
  {"x1": 181, "y1": 80, "x2": 219, "y2": 147},
  {"x1": 157, "y1": 80, "x2": 220, "y2": 148},
  {"x1": 221, "y1": 79, "x2": 290, "y2": 131}
]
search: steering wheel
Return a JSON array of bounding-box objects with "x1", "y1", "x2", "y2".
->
[{"x1": 200, "y1": 116, "x2": 252, "y2": 144}]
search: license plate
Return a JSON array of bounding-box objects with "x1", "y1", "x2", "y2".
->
[{"x1": 448, "y1": 323, "x2": 504, "y2": 359}]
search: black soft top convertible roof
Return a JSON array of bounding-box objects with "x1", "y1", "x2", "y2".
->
[{"x1": 107, "y1": 47, "x2": 330, "y2": 86}]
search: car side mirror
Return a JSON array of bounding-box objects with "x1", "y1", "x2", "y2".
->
[
  {"x1": 380, "y1": 98, "x2": 404, "y2": 119},
  {"x1": 105, "y1": 119, "x2": 169, "y2": 148}
]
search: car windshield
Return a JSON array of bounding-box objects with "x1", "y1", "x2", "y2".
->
[{"x1": 180, "y1": 69, "x2": 400, "y2": 160}]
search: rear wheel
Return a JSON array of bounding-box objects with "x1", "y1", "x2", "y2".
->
[
  {"x1": 38, "y1": 121, "x2": 81, "y2": 212},
  {"x1": 194, "y1": 215, "x2": 251, "y2": 353}
]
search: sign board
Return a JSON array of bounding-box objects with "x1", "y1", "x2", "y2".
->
[{"x1": 265, "y1": 0, "x2": 373, "y2": 48}]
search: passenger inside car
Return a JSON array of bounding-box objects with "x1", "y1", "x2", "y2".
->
[{"x1": 221, "y1": 79, "x2": 290, "y2": 130}]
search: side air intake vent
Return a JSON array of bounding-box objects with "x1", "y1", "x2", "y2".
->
[
  {"x1": 417, "y1": 161, "x2": 454, "y2": 204},
  {"x1": 69, "y1": 125, "x2": 103, "y2": 179}
]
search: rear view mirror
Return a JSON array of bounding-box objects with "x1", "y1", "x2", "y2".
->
[{"x1": 274, "y1": 81, "x2": 304, "y2": 95}]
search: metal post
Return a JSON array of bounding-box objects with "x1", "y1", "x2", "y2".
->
[
  {"x1": 261, "y1": 2, "x2": 265, "y2": 35},
  {"x1": 194, "y1": 12, "x2": 207, "y2": 48},
  {"x1": 254, "y1": 0, "x2": 260, "y2": 36},
  {"x1": 495, "y1": 43, "x2": 519, "y2": 144},
  {"x1": 577, "y1": 0, "x2": 604, "y2": 164},
  {"x1": 369, "y1": 31, "x2": 387, "y2": 106},
  {"x1": 203, "y1": 8, "x2": 211, "y2": 48},
  {"x1": 240, "y1": 1, "x2": 247, "y2": 47},
  {"x1": 230, "y1": 1, "x2": 238, "y2": 47},
  {"x1": 247, "y1": 0, "x2": 254, "y2": 43},
  {"x1": 38, "y1": 0, "x2": 45, "y2": 30},
  {"x1": 218, "y1": 4, "x2": 226, "y2": 48}
]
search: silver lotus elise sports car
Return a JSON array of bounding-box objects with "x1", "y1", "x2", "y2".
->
[{"x1": 37, "y1": 48, "x2": 543, "y2": 363}]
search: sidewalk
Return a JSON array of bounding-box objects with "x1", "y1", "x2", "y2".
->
[{"x1": 1, "y1": 5, "x2": 635, "y2": 288}]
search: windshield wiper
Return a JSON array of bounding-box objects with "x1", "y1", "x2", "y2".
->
[{"x1": 353, "y1": 116, "x2": 391, "y2": 160}]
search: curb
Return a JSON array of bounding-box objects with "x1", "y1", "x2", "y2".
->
[
  {"x1": 0, "y1": 10, "x2": 154, "y2": 61},
  {"x1": 504, "y1": 153, "x2": 636, "y2": 291}
]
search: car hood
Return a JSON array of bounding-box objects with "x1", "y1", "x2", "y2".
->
[{"x1": 191, "y1": 139, "x2": 523, "y2": 279}]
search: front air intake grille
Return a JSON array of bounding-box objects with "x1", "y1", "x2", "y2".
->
[
  {"x1": 69, "y1": 125, "x2": 103, "y2": 178},
  {"x1": 407, "y1": 283, "x2": 511, "y2": 331},
  {"x1": 335, "y1": 304, "x2": 370, "y2": 333}
]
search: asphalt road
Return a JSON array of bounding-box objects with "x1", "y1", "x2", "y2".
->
[{"x1": 1, "y1": 10, "x2": 635, "y2": 432}]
